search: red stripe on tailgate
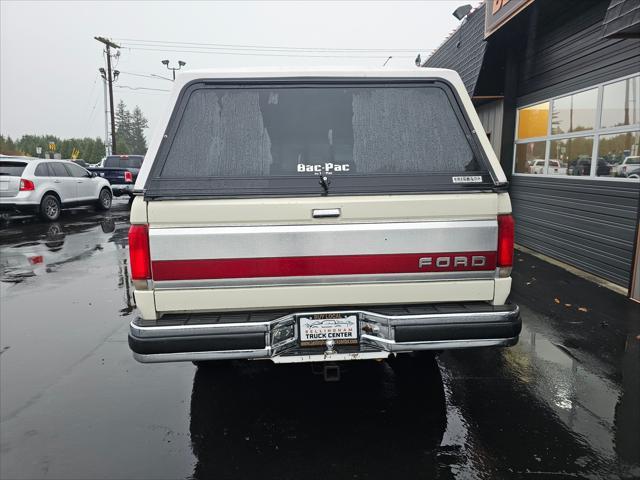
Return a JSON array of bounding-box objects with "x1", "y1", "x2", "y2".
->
[{"x1": 152, "y1": 251, "x2": 496, "y2": 281}]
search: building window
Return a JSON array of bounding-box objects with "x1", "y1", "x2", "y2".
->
[
  {"x1": 598, "y1": 131, "x2": 640, "y2": 178},
  {"x1": 515, "y1": 141, "x2": 546, "y2": 174},
  {"x1": 517, "y1": 102, "x2": 549, "y2": 140},
  {"x1": 551, "y1": 88, "x2": 598, "y2": 134},
  {"x1": 514, "y1": 74, "x2": 640, "y2": 181},
  {"x1": 550, "y1": 137, "x2": 594, "y2": 176},
  {"x1": 601, "y1": 77, "x2": 640, "y2": 129}
]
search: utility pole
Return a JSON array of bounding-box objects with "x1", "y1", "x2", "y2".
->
[
  {"x1": 99, "y1": 68, "x2": 110, "y2": 156},
  {"x1": 95, "y1": 36, "x2": 120, "y2": 154}
]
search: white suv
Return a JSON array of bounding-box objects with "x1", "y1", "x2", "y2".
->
[{"x1": 0, "y1": 156, "x2": 112, "y2": 221}]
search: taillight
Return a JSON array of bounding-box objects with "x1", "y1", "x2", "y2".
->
[
  {"x1": 19, "y1": 179, "x2": 35, "y2": 191},
  {"x1": 128, "y1": 224, "x2": 151, "y2": 281},
  {"x1": 497, "y1": 214, "x2": 515, "y2": 277},
  {"x1": 124, "y1": 171, "x2": 133, "y2": 183},
  {"x1": 28, "y1": 255, "x2": 44, "y2": 265},
  {"x1": 622, "y1": 165, "x2": 627, "y2": 173}
]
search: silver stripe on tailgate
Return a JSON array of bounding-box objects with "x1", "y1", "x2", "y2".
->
[
  {"x1": 153, "y1": 270, "x2": 496, "y2": 289},
  {"x1": 149, "y1": 220, "x2": 497, "y2": 261}
]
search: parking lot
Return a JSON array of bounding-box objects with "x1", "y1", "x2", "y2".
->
[{"x1": 0, "y1": 203, "x2": 638, "y2": 480}]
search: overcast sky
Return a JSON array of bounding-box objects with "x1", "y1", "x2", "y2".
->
[{"x1": 0, "y1": 1, "x2": 468, "y2": 142}]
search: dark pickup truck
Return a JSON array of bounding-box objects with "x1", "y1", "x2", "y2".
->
[{"x1": 88, "y1": 155, "x2": 143, "y2": 198}]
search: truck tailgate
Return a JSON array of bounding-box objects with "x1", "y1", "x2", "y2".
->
[{"x1": 143, "y1": 193, "x2": 503, "y2": 315}]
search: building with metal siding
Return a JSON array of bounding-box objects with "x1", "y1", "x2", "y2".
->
[{"x1": 425, "y1": 0, "x2": 640, "y2": 297}]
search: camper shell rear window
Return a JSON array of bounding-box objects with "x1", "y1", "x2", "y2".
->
[{"x1": 144, "y1": 79, "x2": 497, "y2": 198}]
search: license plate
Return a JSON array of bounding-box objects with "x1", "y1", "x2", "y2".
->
[{"x1": 299, "y1": 314, "x2": 358, "y2": 347}]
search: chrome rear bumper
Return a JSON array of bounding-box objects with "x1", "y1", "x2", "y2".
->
[{"x1": 129, "y1": 303, "x2": 521, "y2": 363}]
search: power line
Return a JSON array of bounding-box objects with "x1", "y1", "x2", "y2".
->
[
  {"x1": 115, "y1": 85, "x2": 171, "y2": 92},
  {"x1": 118, "y1": 71, "x2": 170, "y2": 81},
  {"x1": 123, "y1": 45, "x2": 416, "y2": 59},
  {"x1": 114, "y1": 37, "x2": 434, "y2": 53}
]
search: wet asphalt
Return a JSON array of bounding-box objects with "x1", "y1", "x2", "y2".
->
[{"x1": 0, "y1": 202, "x2": 639, "y2": 480}]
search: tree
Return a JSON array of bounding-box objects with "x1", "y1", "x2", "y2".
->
[
  {"x1": 7, "y1": 134, "x2": 105, "y2": 163},
  {"x1": 0, "y1": 135, "x2": 21, "y2": 155},
  {"x1": 114, "y1": 101, "x2": 149, "y2": 155},
  {"x1": 130, "y1": 106, "x2": 149, "y2": 154},
  {"x1": 115, "y1": 100, "x2": 132, "y2": 154}
]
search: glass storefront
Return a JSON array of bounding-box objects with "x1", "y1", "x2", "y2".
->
[{"x1": 514, "y1": 74, "x2": 640, "y2": 181}]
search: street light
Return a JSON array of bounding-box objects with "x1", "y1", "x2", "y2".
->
[
  {"x1": 161, "y1": 59, "x2": 186, "y2": 80},
  {"x1": 453, "y1": 4, "x2": 472, "y2": 20},
  {"x1": 452, "y1": 4, "x2": 473, "y2": 48}
]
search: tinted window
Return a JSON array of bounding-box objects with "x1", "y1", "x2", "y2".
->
[
  {"x1": 104, "y1": 156, "x2": 143, "y2": 169},
  {"x1": 49, "y1": 162, "x2": 70, "y2": 177},
  {"x1": 0, "y1": 161, "x2": 27, "y2": 176},
  {"x1": 34, "y1": 163, "x2": 52, "y2": 177},
  {"x1": 64, "y1": 162, "x2": 89, "y2": 178},
  {"x1": 159, "y1": 86, "x2": 480, "y2": 179}
]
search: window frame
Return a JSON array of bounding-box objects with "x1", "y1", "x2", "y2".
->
[{"x1": 513, "y1": 73, "x2": 640, "y2": 182}]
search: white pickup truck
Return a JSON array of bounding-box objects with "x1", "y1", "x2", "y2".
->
[{"x1": 127, "y1": 68, "x2": 521, "y2": 366}]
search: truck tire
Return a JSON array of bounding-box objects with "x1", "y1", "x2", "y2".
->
[
  {"x1": 39, "y1": 194, "x2": 61, "y2": 221},
  {"x1": 96, "y1": 188, "x2": 112, "y2": 211}
]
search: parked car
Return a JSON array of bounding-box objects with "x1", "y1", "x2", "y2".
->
[
  {"x1": 126, "y1": 68, "x2": 521, "y2": 368},
  {"x1": 88, "y1": 154, "x2": 143, "y2": 198},
  {"x1": 567, "y1": 157, "x2": 611, "y2": 176},
  {"x1": 621, "y1": 166, "x2": 640, "y2": 179},
  {"x1": 72, "y1": 159, "x2": 89, "y2": 168},
  {"x1": 529, "y1": 159, "x2": 546, "y2": 174},
  {"x1": 612, "y1": 156, "x2": 640, "y2": 177},
  {"x1": 529, "y1": 159, "x2": 566, "y2": 175},
  {"x1": 0, "y1": 157, "x2": 112, "y2": 221}
]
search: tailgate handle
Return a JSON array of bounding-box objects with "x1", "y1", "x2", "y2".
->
[{"x1": 312, "y1": 208, "x2": 341, "y2": 218}]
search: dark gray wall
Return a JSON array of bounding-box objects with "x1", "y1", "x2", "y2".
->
[
  {"x1": 516, "y1": 0, "x2": 640, "y2": 106},
  {"x1": 511, "y1": 176, "x2": 640, "y2": 286}
]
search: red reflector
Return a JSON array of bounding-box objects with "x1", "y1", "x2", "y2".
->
[
  {"x1": 497, "y1": 214, "x2": 515, "y2": 267},
  {"x1": 19, "y1": 179, "x2": 35, "y2": 191},
  {"x1": 128, "y1": 225, "x2": 151, "y2": 280},
  {"x1": 124, "y1": 171, "x2": 133, "y2": 183},
  {"x1": 28, "y1": 255, "x2": 44, "y2": 265}
]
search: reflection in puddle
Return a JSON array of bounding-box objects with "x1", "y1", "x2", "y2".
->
[
  {"x1": 505, "y1": 323, "x2": 620, "y2": 460},
  {"x1": 0, "y1": 209, "x2": 135, "y2": 313},
  {"x1": 189, "y1": 356, "x2": 448, "y2": 479}
]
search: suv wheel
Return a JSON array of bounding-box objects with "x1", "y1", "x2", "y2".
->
[
  {"x1": 96, "y1": 188, "x2": 112, "y2": 211},
  {"x1": 39, "y1": 194, "x2": 61, "y2": 221}
]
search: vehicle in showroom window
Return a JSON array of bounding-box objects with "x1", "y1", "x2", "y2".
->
[
  {"x1": 0, "y1": 156, "x2": 112, "y2": 221},
  {"x1": 127, "y1": 68, "x2": 521, "y2": 369}
]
